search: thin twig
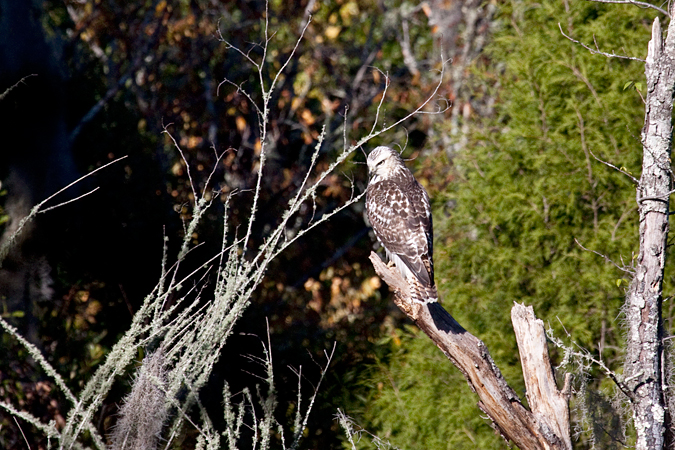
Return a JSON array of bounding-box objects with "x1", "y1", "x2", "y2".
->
[
  {"x1": 289, "y1": 342, "x2": 336, "y2": 450},
  {"x1": 39, "y1": 187, "x2": 101, "y2": 214},
  {"x1": 574, "y1": 237, "x2": 634, "y2": 274},
  {"x1": 0, "y1": 74, "x2": 37, "y2": 102},
  {"x1": 370, "y1": 69, "x2": 391, "y2": 135},
  {"x1": 13, "y1": 416, "x2": 31, "y2": 450},
  {"x1": 0, "y1": 156, "x2": 128, "y2": 268},
  {"x1": 586, "y1": 0, "x2": 670, "y2": 17},
  {"x1": 40, "y1": 156, "x2": 129, "y2": 210},
  {"x1": 202, "y1": 145, "x2": 227, "y2": 198},
  {"x1": 163, "y1": 127, "x2": 198, "y2": 201},
  {"x1": 637, "y1": 188, "x2": 675, "y2": 202},
  {"x1": 588, "y1": 149, "x2": 639, "y2": 184},
  {"x1": 552, "y1": 319, "x2": 636, "y2": 401},
  {"x1": 559, "y1": 23, "x2": 646, "y2": 62}
]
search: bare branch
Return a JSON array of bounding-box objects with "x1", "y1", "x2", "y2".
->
[
  {"x1": 558, "y1": 23, "x2": 646, "y2": 62},
  {"x1": 0, "y1": 156, "x2": 128, "y2": 268},
  {"x1": 38, "y1": 187, "x2": 100, "y2": 214},
  {"x1": 574, "y1": 237, "x2": 634, "y2": 274},
  {"x1": 369, "y1": 252, "x2": 571, "y2": 449},
  {"x1": 216, "y1": 77, "x2": 264, "y2": 119},
  {"x1": 0, "y1": 74, "x2": 37, "y2": 101},
  {"x1": 586, "y1": 0, "x2": 670, "y2": 17},
  {"x1": 588, "y1": 149, "x2": 639, "y2": 184},
  {"x1": 163, "y1": 127, "x2": 198, "y2": 201},
  {"x1": 370, "y1": 69, "x2": 391, "y2": 135},
  {"x1": 549, "y1": 323, "x2": 636, "y2": 401},
  {"x1": 270, "y1": 16, "x2": 312, "y2": 97},
  {"x1": 637, "y1": 187, "x2": 675, "y2": 203}
]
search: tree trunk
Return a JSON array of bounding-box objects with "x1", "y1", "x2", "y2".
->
[{"x1": 624, "y1": 14, "x2": 675, "y2": 450}]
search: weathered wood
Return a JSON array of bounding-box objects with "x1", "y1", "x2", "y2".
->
[
  {"x1": 624, "y1": 13, "x2": 675, "y2": 450},
  {"x1": 370, "y1": 252, "x2": 571, "y2": 450},
  {"x1": 512, "y1": 304, "x2": 572, "y2": 450}
]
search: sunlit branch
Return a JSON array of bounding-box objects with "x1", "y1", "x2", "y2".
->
[
  {"x1": 559, "y1": 23, "x2": 646, "y2": 62},
  {"x1": 586, "y1": 0, "x2": 670, "y2": 17}
]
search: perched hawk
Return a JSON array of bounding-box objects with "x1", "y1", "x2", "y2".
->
[{"x1": 365, "y1": 146, "x2": 438, "y2": 304}]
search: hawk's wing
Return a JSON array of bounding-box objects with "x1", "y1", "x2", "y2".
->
[{"x1": 366, "y1": 179, "x2": 434, "y2": 288}]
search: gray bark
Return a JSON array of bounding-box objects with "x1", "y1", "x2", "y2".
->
[
  {"x1": 624, "y1": 15, "x2": 675, "y2": 450},
  {"x1": 512, "y1": 305, "x2": 572, "y2": 450}
]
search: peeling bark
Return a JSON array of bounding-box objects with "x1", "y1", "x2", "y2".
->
[
  {"x1": 370, "y1": 252, "x2": 571, "y2": 450},
  {"x1": 624, "y1": 14, "x2": 675, "y2": 450}
]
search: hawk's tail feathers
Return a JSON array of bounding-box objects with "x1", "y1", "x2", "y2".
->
[{"x1": 409, "y1": 277, "x2": 439, "y2": 304}]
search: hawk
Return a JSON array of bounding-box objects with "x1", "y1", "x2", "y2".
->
[{"x1": 365, "y1": 146, "x2": 438, "y2": 304}]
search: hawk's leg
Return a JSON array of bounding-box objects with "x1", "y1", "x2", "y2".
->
[{"x1": 386, "y1": 260, "x2": 396, "y2": 268}]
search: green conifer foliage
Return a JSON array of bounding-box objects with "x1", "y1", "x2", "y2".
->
[{"x1": 355, "y1": 2, "x2": 666, "y2": 448}]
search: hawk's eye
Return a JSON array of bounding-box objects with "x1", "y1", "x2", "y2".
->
[{"x1": 376, "y1": 159, "x2": 385, "y2": 167}]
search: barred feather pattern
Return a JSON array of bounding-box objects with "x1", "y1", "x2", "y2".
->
[{"x1": 365, "y1": 146, "x2": 438, "y2": 304}]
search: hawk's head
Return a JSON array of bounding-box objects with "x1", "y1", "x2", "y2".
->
[{"x1": 367, "y1": 146, "x2": 406, "y2": 182}]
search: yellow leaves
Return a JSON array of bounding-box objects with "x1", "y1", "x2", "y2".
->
[
  {"x1": 88, "y1": 342, "x2": 105, "y2": 361},
  {"x1": 323, "y1": 174, "x2": 344, "y2": 198},
  {"x1": 171, "y1": 161, "x2": 184, "y2": 176},
  {"x1": 84, "y1": 300, "x2": 102, "y2": 323},
  {"x1": 187, "y1": 136, "x2": 202, "y2": 149},
  {"x1": 292, "y1": 71, "x2": 311, "y2": 101},
  {"x1": 300, "y1": 108, "x2": 316, "y2": 126},
  {"x1": 76, "y1": 290, "x2": 90, "y2": 303},
  {"x1": 361, "y1": 276, "x2": 381, "y2": 297},
  {"x1": 392, "y1": 334, "x2": 401, "y2": 346},
  {"x1": 281, "y1": 168, "x2": 294, "y2": 190},
  {"x1": 339, "y1": 2, "x2": 359, "y2": 25},
  {"x1": 322, "y1": 97, "x2": 341, "y2": 115},
  {"x1": 304, "y1": 278, "x2": 323, "y2": 313},
  {"x1": 325, "y1": 26, "x2": 341, "y2": 40},
  {"x1": 421, "y1": 2, "x2": 432, "y2": 18},
  {"x1": 305, "y1": 263, "x2": 381, "y2": 327},
  {"x1": 291, "y1": 96, "x2": 304, "y2": 112},
  {"x1": 322, "y1": 2, "x2": 358, "y2": 37},
  {"x1": 331, "y1": 277, "x2": 345, "y2": 297},
  {"x1": 67, "y1": 289, "x2": 103, "y2": 330},
  {"x1": 167, "y1": 14, "x2": 196, "y2": 42},
  {"x1": 235, "y1": 116, "x2": 247, "y2": 132},
  {"x1": 155, "y1": 0, "x2": 167, "y2": 15},
  {"x1": 304, "y1": 278, "x2": 322, "y2": 293},
  {"x1": 80, "y1": 29, "x2": 93, "y2": 43},
  {"x1": 223, "y1": 151, "x2": 236, "y2": 168}
]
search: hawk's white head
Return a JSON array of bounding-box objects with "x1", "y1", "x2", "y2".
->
[{"x1": 367, "y1": 146, "x2": 406, "y2": 183}]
